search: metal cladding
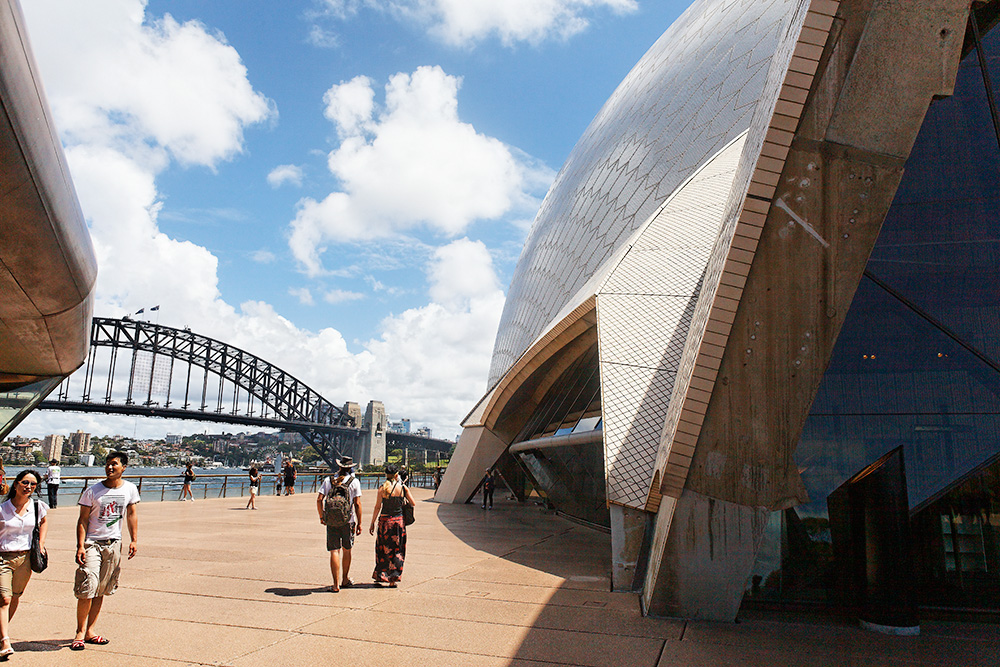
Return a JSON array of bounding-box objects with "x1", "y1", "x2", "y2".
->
[
  {"x1": 0, "y1": 0, "x2": 96, "y2": 387},
  {"x1": 489, "y1": 0, "x2": 811, "y2": 389}
]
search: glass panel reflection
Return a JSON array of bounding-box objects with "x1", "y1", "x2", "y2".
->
[{"x1": 746, "y1": 20, "x2": 1000, "y2": 612}]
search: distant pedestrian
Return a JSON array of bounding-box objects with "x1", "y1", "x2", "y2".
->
[
  {"x1": 432, "y1": 468, "x2": 442, "y2": 490},
  {"x1": 180, "y1": 463, "x2": 195, "y2": 501},
  {"x1": 481, "y1": 469, "x2": 495, "y2": 509},
  {"x1": 317, "y1": 457, "x2": 362, "y2": 592},
  {"x1": 0, "y1": 470, "x2": 48, "y2": 658},
  {"x1": 370, "y1": 463, "x2": 414, "y2": 587},
  {"x1": 275, "y1": 475, "x2": 282, "y2": 496},
  {"x1": 399, "y1": 466, "x2": 409, "y2": 485},
  {"x1": 45, "y1": 459, "x2": 61, "y2": 508},
  {"x1": 246, "y1": 466, "x2": 260, "y2": 510},
  {"x1": 72, "y1": 451, "x2": 139, "y2": 651},
  {"x1": 283, "y1": 461, "x2": 296, "y2": 495}
]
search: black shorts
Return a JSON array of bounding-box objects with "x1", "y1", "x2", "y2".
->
[{"x1": 326, "y1": 524, "x2": 354, "y2": 551}]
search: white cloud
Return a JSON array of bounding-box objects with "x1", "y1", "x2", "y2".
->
[
  {"x1": 324, "y1": 289, "x2": 365, "y2": 304},
  {"x1": 251, "y1": 249, "x2": 277, "y2": 263},
  {"x1": 289, "y1": 65, "x2": 552, "y2": 275},
  {"x1": 360, "y1": 238, "x2": 505, "y2": 433},
  {"x1": 23, "y1": 0, "x2": 274, "y2": 169},
  {"x1": 289, "y1": 287, "x2": 315, "y2": 305},
  {"x1": 18, "y1": 1, "x2": 513, "y2": 441},
  {"x1": 323, "y1": 76, "x2": 376, "y2": 138},
  {"x1": 318, "y1": 0, "x2": 636, "y2": 46},
  {"x1": 307, "y1": 24, "x2": 340, "y2": 48},
  {"x1": 267, "y1": 164, "x2": 305, "y2": 188}
]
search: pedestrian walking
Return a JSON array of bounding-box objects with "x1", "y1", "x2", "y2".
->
[
  {"x1": 0, "y1": 470, "x2": 48, "y2": 658},
  {"x1": 72, "y1": 451, "x2": 140, "y2": 651},
  {"x1": 370, "y1": 463, "x2": 415, "y2": 587},
  {"x1": 180, "y1": 463, "x2": 195, "y2": 501}
]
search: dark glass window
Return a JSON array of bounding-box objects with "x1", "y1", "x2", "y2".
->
[{"x1": 746, "y1": 18, "x2": 1000, "y2": 610}]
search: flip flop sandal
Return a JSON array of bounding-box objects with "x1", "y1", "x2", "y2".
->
[
  {"x1": 85, "y1": 636, "x2": 110, "y2": 645},
  {"x1": 341, "y1": 578, "x2": 354, "y2": 588},
  {"x1": 70, "y1": 640, "x2": 85, "y2": 651}
]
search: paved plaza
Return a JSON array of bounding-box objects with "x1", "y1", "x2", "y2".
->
[{"x1": 2, "y1": 488, "x2": 997, "y2": 666}]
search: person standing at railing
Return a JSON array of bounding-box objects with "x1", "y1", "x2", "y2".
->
[
  {"x1": 71, "y1": 451, "x2": 139, "y2": 651},
  {"x1": 180, "y1": 463, "x2": 195, "y2": 502},
  {"x1": 45, "y1": 459, "x2": 61, "y2": 508},
  {"x1": 246, "y1": 467, "x2": 260, "y2": 510},
  {"x1": 0, "y1": 469, "x2": 48, "y2": 658},
  {"x1": 283, "y1": 460, "x2": 296, "y2": 495}
]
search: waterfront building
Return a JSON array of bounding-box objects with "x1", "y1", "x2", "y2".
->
[
  {"x1": 388, "y1": 419, "x2": 412, "y2": 434},
  {"x1": 69, "y1": 429, "x2": 91, "y2": 454},
  {"x1": 41, "y1": 434, "x2": 64, "y2": 461},
  {"x1": 440, "y1": 0, "x2": 1000, "y2": 627}
]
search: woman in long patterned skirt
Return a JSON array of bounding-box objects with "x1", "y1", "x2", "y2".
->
[{"x1": 369, "y1": 464, "x2": 415, "y2": 587}]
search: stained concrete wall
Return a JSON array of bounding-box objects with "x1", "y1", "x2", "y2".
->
[{"x1": 644, "y1": 0, "x2": 971, "y2": 620}]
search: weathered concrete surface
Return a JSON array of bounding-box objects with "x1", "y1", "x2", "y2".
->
[
  {"x1": 2, "y1": 490, "x2": 995, "y2": 666},
  {"x1": 645, "y1": 0, "x2": 973, "y2": 622}
]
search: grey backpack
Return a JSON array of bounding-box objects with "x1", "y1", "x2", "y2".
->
[{"x1": 323, "y1": 476, "x2": 353, "y2": 527}]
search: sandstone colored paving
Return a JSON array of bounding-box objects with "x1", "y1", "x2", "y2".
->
[{"x1": 5, "y1": 488, "x2": 997, "y2": 666}]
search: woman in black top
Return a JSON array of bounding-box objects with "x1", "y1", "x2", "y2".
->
[
  {"x1": 369, "y1": 464, "x2": 415, "y2": 587},
  {"x1": 180, "y1": 463, "x2": 195, "y2": 502},
  {"x1": 246, "y1": 466, "x2": 260, "y2": 510}
]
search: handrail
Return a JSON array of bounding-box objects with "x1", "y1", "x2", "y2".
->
[{"x1": 34, "y1": 471, "x2": 439, "y2": 503}]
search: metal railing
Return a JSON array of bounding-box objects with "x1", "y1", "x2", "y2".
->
[{"x1": 38, "y1": 471, "x2": 438, "y2": 504}]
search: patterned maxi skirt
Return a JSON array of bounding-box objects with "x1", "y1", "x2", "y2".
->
[{"x1": 373, "y1": 514, "x2": 406, "y2": 583}]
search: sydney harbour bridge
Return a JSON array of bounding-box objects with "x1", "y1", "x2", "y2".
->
[{"x1": 38, "y1": 317, "x2": 453, "y2": 468}]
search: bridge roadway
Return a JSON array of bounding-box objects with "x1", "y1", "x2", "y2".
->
[{"x1": 8, "y1": 489, "x2": 997, "y2": 666}]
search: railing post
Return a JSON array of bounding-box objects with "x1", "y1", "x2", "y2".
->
[
  {"x1": 222, "y1": 475, "x2": 228, "y2": 498},
  {"x1": 78, "y1": 477, "x2": 91, "y2": 502}
]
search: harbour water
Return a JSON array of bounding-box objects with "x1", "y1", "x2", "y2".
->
[{"x1": 2, "y1": 465, "x2": 430, "y2": 504}]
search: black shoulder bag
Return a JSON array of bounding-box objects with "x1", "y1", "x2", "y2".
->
[
  {"x1": 30, "y1": 499, "x2": 48, "y2": 573},
  {"x1": 401, "y1": 485, "x2": 415, "y2": 526}
]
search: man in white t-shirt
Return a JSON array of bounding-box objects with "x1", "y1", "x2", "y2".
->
[
  {"x1": 317, "y1": 456, "x2": 362, "y2": 592},
  {"x1": 71, "y1": 451, "x2": 140, "y2": 651},
  {"x1": 45, "y1": 459, "x2": 61, "y2": 508}
]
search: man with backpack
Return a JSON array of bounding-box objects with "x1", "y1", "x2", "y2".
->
[{"x1": 317, "y1": 456, "x2": 362, "y2": 592}]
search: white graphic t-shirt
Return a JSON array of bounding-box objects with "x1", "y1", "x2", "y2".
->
[
  {"x1": 46, "y1": 465, "x2": 61, "y2": 485},
  {"x1": 79, "y1": 480, "x2": 141, "y2": 541}
]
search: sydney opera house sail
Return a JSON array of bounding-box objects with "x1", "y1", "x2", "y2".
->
[{"x1": 441, "y1": 0, "x2": 1000, "y2": 627}]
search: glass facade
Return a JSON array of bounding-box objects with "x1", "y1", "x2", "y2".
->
[
  {"x1": 746, "y1": 18, "x2": 1000, "y2": 611},
  {"x1": 511, "y1": 341, "x2": 610, "y2": 527},
  {"x1": 0, "y1": 377, "x2": 63, "y2": 442}
]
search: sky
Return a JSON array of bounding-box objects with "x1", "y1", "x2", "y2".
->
[{"x1": 14, "y1": 0, "x2": 689, "y2": 442}]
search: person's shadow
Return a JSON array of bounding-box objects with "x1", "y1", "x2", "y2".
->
[
  {"x1": 9, "y1": 640, "x2": 61, "y2": 652},
  {"x1": 264, "y1": 585, "x2": 330, "y2": 597}
]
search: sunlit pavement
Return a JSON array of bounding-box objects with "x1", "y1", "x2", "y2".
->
[{"x1": 7, "y1": 488, "x2": 998, "y2": 666}]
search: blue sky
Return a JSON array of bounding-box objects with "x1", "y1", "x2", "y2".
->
[{"x1": 16, "y1": 0, "x2": 688, "y2": 441}]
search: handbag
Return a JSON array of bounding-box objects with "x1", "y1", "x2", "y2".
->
[
  {"x1": 30, "y1": 499, "x2": 47, "y2": 573},
  {"x1": 401, "y1": 491, "x2": 415, "y2": 526}
]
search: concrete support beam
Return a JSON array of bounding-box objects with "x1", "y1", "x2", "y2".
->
[
  {"x1": 610, "y1": 503, "x2": 650, "y2": 591},
  {"x1": 644, "y1": 489, "x2": 770, "y2": 619},
  {"x1": 436, "y1": 426, "x2": 508, "y2": 503}
]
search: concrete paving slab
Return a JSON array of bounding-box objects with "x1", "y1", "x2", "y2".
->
[
  {"x1": 298, "y1": 607, "x2": 665, "y2": 667},
  {"x1": 3, "y1": 487, "x2": 995, "y2": 666}
]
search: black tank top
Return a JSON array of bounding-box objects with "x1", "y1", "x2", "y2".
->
[{"x1": 381, "y1": 483, "x2": 404, "y2": 517}]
